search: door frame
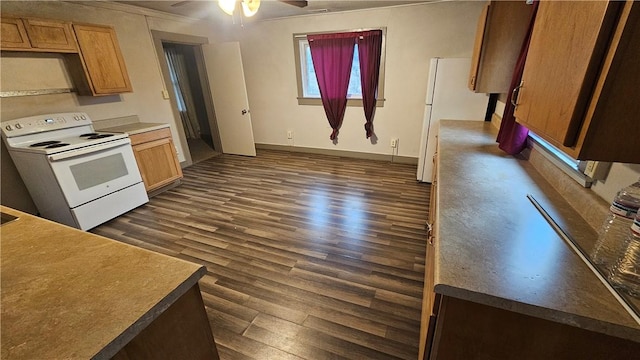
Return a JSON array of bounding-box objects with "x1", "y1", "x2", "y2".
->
[{"x1": 151, "y1": 30, "x2": 223, "y2": 167}]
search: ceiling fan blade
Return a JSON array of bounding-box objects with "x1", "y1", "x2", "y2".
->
[
  {"x1": 171, "y1": 1, "x2": 191, "y2": 7},
  {"x1": 280, "y1": 1, "x2": 308, "y2": 8}
]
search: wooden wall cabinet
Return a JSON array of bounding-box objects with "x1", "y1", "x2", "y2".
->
[
  {"x1": 1, "y1": 16, "x2": 77, "y2": 52},
  {"x1": 1, "y1": 16, "x2": 132, "y2": 96},
  {"x1": 1, "y1": 17, "x2": 32, "y2": 49},
  {"x1": 130, "y1": 127, "x2": 183, "y2": 193},
  {"x1": 468, "y1": 1, "x2": 533, "y2": 93},
  {"x1": 514, "y1": 0, "x2": 640, "y2": 163},
  {"x1": 69, "y1": 24, "x2": 133, "y2": 95}
]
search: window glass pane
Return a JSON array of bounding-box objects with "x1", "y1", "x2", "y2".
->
[
  {"x1": 303, "y1": 43, "x2": 320, "y2": 98},
  {"x1": 347, "y1": 44, "x2": 361, "y2": 98},
  {"x1": 301, "y1": 40, "x2": 362, "y2": 99}
]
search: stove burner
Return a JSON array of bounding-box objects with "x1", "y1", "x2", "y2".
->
[
  {"x1": 45, "y1": 143, "x2": 70, "y2": 149},
  {"x1": 80, "y1": 133, "x2": 98, "y2": 137},
  {"x1": 87, "y1": 134, "x2": 115, "y2": 139},
  {"x1": 30, "y1": 140, "x2": 61, "y2": 147}
]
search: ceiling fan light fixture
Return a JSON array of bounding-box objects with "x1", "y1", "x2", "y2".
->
[
  {"x1": 241, "y1": 0, "x2": 260, "y2": 17},
  {"x1": 218, "y1": 0, "x2": 236, "y2": 15}
]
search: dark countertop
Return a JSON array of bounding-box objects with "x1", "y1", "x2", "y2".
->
[
  {"x1": 434, "y1": 120, "x2": 640, "y2": 342},
  {"x1": 0, "y1": 206, "x2": 206, "y2": 359}
]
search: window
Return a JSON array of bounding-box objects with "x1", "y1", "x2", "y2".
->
[
  {"x1": 293, "y1": 29, "x2": 386, "y2": 106},
  {"x1": 299, "y1": 40, "x2": 362, "y2": 99},
  {"x1": 528, "y1": 131, "x2": 597, "y2": 187}
]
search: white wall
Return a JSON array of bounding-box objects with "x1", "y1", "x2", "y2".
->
[
  {"x1": 0, "y1": 1, "x2": 221, "y2": 212},
  {"x1": 237, "y1": 1, "x2": 484, "y2": 157},
  {"x1": 591, "y1": 164, "x2": 640, "y2": 203}
]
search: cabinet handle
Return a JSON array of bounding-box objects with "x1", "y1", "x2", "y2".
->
[
  {"x1": 511, "y1": 81, "x2": 523, "y2": 107},
  {"x1": 426, "y1": 222, "x2": 434, "y2": 244},
  {"x1": 470, "y1": 75, "x2": 476, "y2": 87}
]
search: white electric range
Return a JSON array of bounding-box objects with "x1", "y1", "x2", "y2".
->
[{"x1": 1, "y1": 112, "x2": 148, "y2": 230}]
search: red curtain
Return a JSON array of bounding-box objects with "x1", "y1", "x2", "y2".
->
[
  {"x1": 497, "y1": 1, "x2": 538, "y2": 155},
  {"x1": 357, "y1": 30, "x2": 383, "y2": 139},
  {"x1": 308, "y1": 33, "x2": 357, "y2": 140}
]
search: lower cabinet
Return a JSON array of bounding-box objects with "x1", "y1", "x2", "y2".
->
[
  {"x1": 426, "y1": 296, "x2": 639, "y2": 359},
  {"x1": 419, "y1": 147, "x2": 439, "y2": 360},
  {"x1": 130, "y1": 127, "x2": 183, "y2": 193},
  {"x1": 418, "y1": 241, "x2": 438, "y2": 360},
  {"x1": 112, "y1": 284, "x2": 220, "y2": 359},
  {"x1": 419, "y1": 135, "x2": 640, "y2": 358}
]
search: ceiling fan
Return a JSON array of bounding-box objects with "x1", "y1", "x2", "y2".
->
[
  {"x1": 279, "y1": 1, "x2": 308, "y2": 7},
  {"x1": 171, "y1": 0, "x2": 308, "y2": 16}
]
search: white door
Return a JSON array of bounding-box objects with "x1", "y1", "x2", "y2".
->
[{"x1": 202, "y1": 42, "x2": 256, "y2": 156}]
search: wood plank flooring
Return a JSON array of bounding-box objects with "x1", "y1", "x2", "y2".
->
[{"x1": 92, "y1": 149, "x2": 431, "y2": 360}]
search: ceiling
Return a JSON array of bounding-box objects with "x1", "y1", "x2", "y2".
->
[{"x1": 117, "y1": 1, "x2": 432, "y2": 23}]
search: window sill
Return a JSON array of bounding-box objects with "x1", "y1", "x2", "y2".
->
[
  {"x1": 527, "y1": 132, "x2": 593, "y2": 188},
  {"x1": 297, "y1": 98, "x2": 385, "y2": 107}
]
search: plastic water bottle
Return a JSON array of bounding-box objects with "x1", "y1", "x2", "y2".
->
[
  {"x1": 591, "y1": 179, "x2": 640, "y2": 269},
  {"x1": 609, "y1": 212, "x2": 640, "y2": 296}
]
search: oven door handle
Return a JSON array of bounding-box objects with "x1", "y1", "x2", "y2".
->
[{"x1": 47, "y1": 138, "x2": 132, "y2": 162}]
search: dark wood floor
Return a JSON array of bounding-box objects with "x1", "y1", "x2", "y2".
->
[{"x1": 92, "y1": 149, "x2": 431, "y2": 360}]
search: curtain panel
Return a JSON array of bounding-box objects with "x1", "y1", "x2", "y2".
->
[
  {"x1": 357, "y1": 30, "x2": 383, "y2": 139},
  {"x1": 497, "y1": 1, "x2": 539, "y2": 155},
  {"x1": 308, "y1": 33, "x2": 357, "y2": 140},
  {"x1": 308, "y1": 30, "x2": 383, "y2": 140}
]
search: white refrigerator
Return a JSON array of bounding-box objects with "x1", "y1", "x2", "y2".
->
[{"x1": 417, "y1": 58, "x2": 489, "y2": 182}]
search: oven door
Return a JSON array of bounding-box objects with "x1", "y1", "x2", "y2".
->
[{"x1": 47, "y1": 138, "x2": 143, "y2": 208}]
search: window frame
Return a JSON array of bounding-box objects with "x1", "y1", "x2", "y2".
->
[
  {"x1": 528, "y1": 131, "x2": 599, "y2": 187},
  {"x1": 293, "y1": 28, "x2": 387, "y2": 107}
]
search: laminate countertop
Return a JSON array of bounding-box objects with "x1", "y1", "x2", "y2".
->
[
  {"x1": 0, "y1": 206, "x2": 206, "y2": 359},
  {"x1": 95, "y1": 122, "x2": 169, "y2": 136},
  {"x1": 434, "y1": 120, "x2": 640, "y2": 342}
]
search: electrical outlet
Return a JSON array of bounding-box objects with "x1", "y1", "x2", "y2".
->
[
  {"x1": 287, "y1": 130, "x2": 293, "y2": 139},
  {"x1": 390, "y1": 138, "x2": 398, "y2": 148},
  {"x1": 583, "y1": 161, "x2": 611, "y2": 180}
]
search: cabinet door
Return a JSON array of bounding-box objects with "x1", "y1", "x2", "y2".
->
[
  {"x1": 514, "y1": 1, "x2": 620, "y2": 147},
  {"x1": 1, "y1": 17, "x2": 31, "y2": 49},
  {"x1": 23, "y1": 18, "x2": 77, "y2": 52},
  {"x1": 133, "y1": 137, "x2": 183, "y2": 192},
  {"x1": 468, "y1": 3, "x2": 489, "y2": 91},
  {"x1": 72, "y1": 24, "x2": 132, "y2": 95},
  {"x1": 419, "y1": 148, "x2": 439, "y2": 360},
  {"x1": 469, "y1": 1, "x2": 533, "y2": 93}
]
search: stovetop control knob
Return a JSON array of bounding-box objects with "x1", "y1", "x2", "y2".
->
[
  {"x1": 74, "y1": 115, "x2": 80, "y2": 121},
  {"x1": 15, "y1": 123, "x2": 22, "y2": 129},
  {"x1": 5, "y1": 124, "x2": 13, "y2": 131},
  {"x1": 80, "y1": 115, "x2": 86, "y2": 120}
]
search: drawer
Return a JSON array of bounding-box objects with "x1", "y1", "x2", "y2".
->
[{"x1": 129, "y1": 127, "x2": 172, "y2": 146}]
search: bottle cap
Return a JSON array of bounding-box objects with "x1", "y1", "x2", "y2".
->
[{"x1": 610, "y1": 200, "x2": 640, "y2": 219}]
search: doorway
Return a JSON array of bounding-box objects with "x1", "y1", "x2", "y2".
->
[
  {"x1": 163, "y1": 42, "x2": 216, "y2": 163},
  {"x1": 152, "y1": 31, "x2": 223, "y2": 166}
]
